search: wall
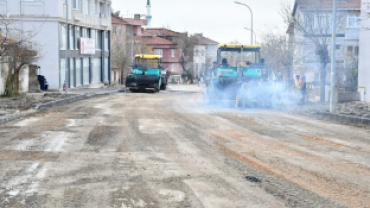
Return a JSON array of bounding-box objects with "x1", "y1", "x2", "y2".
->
[{"x1": 358, "y1": 0, "x2": 370, "y2": 102}]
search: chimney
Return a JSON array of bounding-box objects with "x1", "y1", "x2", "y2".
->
[{"x1": 134, "y1": 14, "x2": 140, "y2": 19}]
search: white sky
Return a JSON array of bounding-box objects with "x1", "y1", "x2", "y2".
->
[{"x1": 111, "y1": 0, "x2": 295, "y2": 44}]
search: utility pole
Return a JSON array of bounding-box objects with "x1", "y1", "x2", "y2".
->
[
  {"x1": 65, "y1": 0, "x2": 69, "y2": 94},
  {"x1": 330, "y1": 0, "x2": 338, "y2": 112},
  {"x1": 235, "y1": 1, "x2": 254, "y2": 45}
]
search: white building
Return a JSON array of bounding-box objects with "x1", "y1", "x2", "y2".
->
[
  {"x1": 0, "y1": 0, "x2": 112, "y2": 90},
  {"x1": 358, "y1": 0, "x2": 370, "y2": 102},
  {"x1": 192, "y1": 33, "x2": 218, "y2": 78},
  {"x1": 289, "y1": 0, "x2": 361, "y2": 86}
]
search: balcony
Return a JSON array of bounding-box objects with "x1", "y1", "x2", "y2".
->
[
  {"x1": 100, "y1": 17, "x2": 109, "y2": 27},
  {"x1": 73, "y1": 9, "x2": 84, "y2": 22}
]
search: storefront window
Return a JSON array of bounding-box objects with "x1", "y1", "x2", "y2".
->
[
  {"x1": 104, "y1": 58, "x2": 109, "y2": 82},
  {"x1": 60, "y1": 59, "x2": 66, "y2": 88},
  {"x1": 76, "y1": 58, "x2": 82, "y2": 87},
  {"x1": 70, "y1": 58, "x2": 75, "y2": 88},
  {"x1": 83, "y1": 58, "x2": 90, "y2": 85},
  {"x1": 104, "y1": 31, "x2": 109, "y2": 51},
  {"x1": 92, "y1": 58, "x2": 101, "y2": 82}
]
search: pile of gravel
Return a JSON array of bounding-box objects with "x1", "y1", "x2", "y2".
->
[{"x1": 336, "y1": 101, "x2": 370, "y2": 119}]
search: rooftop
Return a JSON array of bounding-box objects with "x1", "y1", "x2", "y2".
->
[
  {"x1": 143, "y1": 28, "x2": 187, "y2": 37},
  {"x1": 295, "y1": 0, "x2": 361, "y2": 10},
  {"x1": 192, "y1": 34, "x2": 219, "y2": 45}
]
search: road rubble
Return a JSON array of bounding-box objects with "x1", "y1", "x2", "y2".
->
[{"x1": 0, "y1": 90, "x2": 369, "y2": 208}]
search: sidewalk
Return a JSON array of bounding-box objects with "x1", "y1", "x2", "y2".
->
[{"x1": 0, "y1": 86, "x2": 121, "y2": 124}]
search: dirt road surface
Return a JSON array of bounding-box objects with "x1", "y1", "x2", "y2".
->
[{"x1": 0, "y1": 90, "x2": 369, "y2": 208}]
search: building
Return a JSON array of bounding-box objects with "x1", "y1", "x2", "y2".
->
[
  {"x1": 143, "y1": 28, "x2": 186, "y2": 74},
  {"x1": 358, "y1": 0, "x2": 370, "y2": 102},
  {"x1": 191, "y1": 33, "x2": 219, "y2": 77},
  {"x1": 111, "y1": 13, "x2": 147, "y2": 84},
  {"x1": 0, "y1": 0, "x2": 112, "y2": 90},
  {"x1": 289, "y1": 0, "x2": 361, "y2": 87}
]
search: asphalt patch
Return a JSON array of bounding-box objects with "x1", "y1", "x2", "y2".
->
[{"x1": 245, "y1": 176, "x2": 262, "y2": 183}]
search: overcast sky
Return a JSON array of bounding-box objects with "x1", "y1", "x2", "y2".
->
[{"x1": 111, "y1": 0, "x2": 295, "y2": 44}]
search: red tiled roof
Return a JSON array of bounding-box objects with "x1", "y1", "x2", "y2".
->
[
  {"x1": 143, "y1": 28, "x2": 186, "y2": 37},
  {"x1": 111, "y1": 14, "x2": 128, "y2": 25},
  {"x1": 296, "y1": 0, "x2": 361, "y2": 9},
  {"x1": 134, "y1": 36, "x2": 175, "y2": 45},
  {"x1": 122, "y1": 18, "x2": 148, "y2": 26},
  {"x1": 191, "y1": 35, "x2": 219, "y2": 45}
]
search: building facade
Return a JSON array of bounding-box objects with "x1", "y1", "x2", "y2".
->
[
  {"x1": 191, "y1": 33, "x2": 218, "y2": 78},
  {"x1": 0, "y1": 0, "x2": 112, "y2": 90},
  {"x1": 358, "y1": 0, "x2": 370, "y2": 102},
  {"x1": 289, "y1": 0, "x2": 361, "y2": 86},
  {"x1": 111, "y1": 13, "x2": 147, "y2": 84}
]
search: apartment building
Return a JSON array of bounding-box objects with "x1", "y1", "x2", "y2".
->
[
  {"x1": 0, "y1": 0, "x2": 112, "y2": 90},
  {"x1": 289, "y1": 0, "x2": 361, "y2": 85}
]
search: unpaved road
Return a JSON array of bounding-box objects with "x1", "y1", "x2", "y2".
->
[{"x1": 0, "y1": 90, "x2": 369, "y2": 208}]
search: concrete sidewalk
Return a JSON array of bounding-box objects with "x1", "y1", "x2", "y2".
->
[{"x1": 0, "y1": 87, "x2": 121, "y2": 124}]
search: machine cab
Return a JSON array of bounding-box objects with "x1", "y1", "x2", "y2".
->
[{"x1": 216, "y1": 44, "x2": 266, "y2": 80}]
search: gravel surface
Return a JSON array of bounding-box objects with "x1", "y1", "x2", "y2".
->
[{"x1": 0, "y1": 90, "x2": 369, "y2": 208}]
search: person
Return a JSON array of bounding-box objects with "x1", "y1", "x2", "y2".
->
[
  {"x1": 222, "y1": 58, "x2": 229, "y2": 68},
  {"x1": 300, "y1": 75, "x2": 307, "y2": 105},
  {"x1": 44, "y1": 79, "x2": 49, "y2": 90},
  {"x1": 63, "y1": 81, "x2": 66, "y2": 91},
  {"x1": 294, "y1": 75, "x2": 301, "y2": 90}
]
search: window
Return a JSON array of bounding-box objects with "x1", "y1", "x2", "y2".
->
[
  {"x1": 104, "y1": 31, "x2": 109, "y2": 51},
  {"x1": 73, "y1": 0, "x2": 83, "y2": 11},
  {"x1": 113, "y1": 26, "x2": 117, "y2": 35},
  {"x1": 171, "y1": 63, "x2": 175, "y2": 72},
  {"x1": 83, "y1": 58, "x2": 90, "y2": 85},
  {"x1": 88, "y1": 0, "x2": 91, "y2": 15},
  {"x1": 120, "y1": 27, "x2": 124, "y2": 35},
  {"x1": 70, "y1": 58, "x2": 75, "y2": 88},
  {"x1": 347, "y1": 14, "x2": 361, "y2": 28},
  {"x1": 69, "y1": 25, "x2": 75, "y2": 50},
  {"x1": 95, "y1": 0, "x2": 98, "y2": 14},
  {"x1": 336, "y1": 45, "x2": 341, "y2": 50},
  {"x1": 60, "y1": 24, "x2": 67, "y2": 50},
  {"x1": 75, "y1": 26, "x2": 81, "y2": 49},
  {"x1": 78, "y1": 0, "x2": 82, "y2": 11},
  {"x1": 171, "y1": 49, "x2": 175, "y2": 57},
  {"x1": 95, "y1": 30, "x2": 102, "y2": 50},
  {"x1": 154, "y1": 49, "x2": 163, "y2": 56},
  {"x1": 347, "y1": 46, "x2": 353, "y2": 54},
  {"x1": 354, "y1": 46, "x2": 359, "y2": 56},
  {"x1": 76, "y1": 58, "x2": 82, "y2": 87}
]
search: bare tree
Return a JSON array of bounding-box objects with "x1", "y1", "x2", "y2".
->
[
  {"x1": 282, "y1": 1, "x2": 347, "y2": 102},
  {"x1": 111, "y1": 31, "x2": 154, "y2": 85},
  {"x1": 0, "y1": 16, "x2": 39, "y2": 96},
  {"x1": 173, "y1": 35, "x2": 197, "y2": 83},
  {"x1": 260, "y1": 32, "x2": 293, "y2": 75}
]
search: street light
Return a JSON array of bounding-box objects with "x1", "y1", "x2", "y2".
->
[
  {"x1": 244, "y1": 27, "x2": 257, "y2": 44},
  {"x1": 234, "y1": 1, "x2": 254, "y2": 45}
]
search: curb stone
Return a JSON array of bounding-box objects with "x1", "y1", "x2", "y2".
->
[
  {"x1": 300, "y1": 111, "x2": 370, "y2": 129},
  {"x1": 0, "y1": 90, "x2": 119, "y2": 124}
]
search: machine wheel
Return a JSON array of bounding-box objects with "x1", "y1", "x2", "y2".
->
[{"x1": 160, "y1": 84, "x2": 166, "y2": 90}]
